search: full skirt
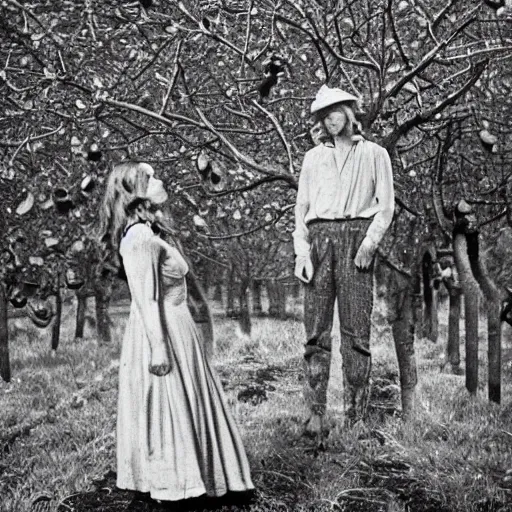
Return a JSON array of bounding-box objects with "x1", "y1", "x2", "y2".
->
[{"x1": 116, "y1": 300, "x2": 254, "y2": 501}]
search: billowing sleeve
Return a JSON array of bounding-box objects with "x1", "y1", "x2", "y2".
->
[
  {"x1": 292, "y1": 152, "x2": 312, "y2": 257},
  {"x1": 131, "y1": 234, "x2": 167, "y2": 350},
  {"x1": 365, "y1": 145, "x2": 395, "y2": 247}
]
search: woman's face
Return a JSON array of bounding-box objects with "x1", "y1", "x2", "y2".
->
[
  {"x1": 141, "y1": 163, "x2": 168, "y2": 205},
  {"x1": 322, "y1": 106, "x2": 347, "y2": 136}
]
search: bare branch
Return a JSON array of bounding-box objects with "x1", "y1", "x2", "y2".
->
[
  {"x1": 5, "y1": 0, "x2": 47, "y2": 32},
  {"x1": 273, "y1": 13, "x2": 379, "y2": 73},
  {"x1": 440, "y1": 46, "x2": 512, "y2": 62},
  {"x1": 85, "y1": 0, "x2": 97, "y2": 42},
  {"x1": 396, "y1": 134, "x2": 426, "y2": 153},
  {"x1": 103, "y1": 97, "x2": 206, "y2": 131},
  {"x1": 2, "y1": 125, "x2": 63, "y2": 165},
  {"x1": 376, "y1": 249, "x2": 412, "y2": 277},
  {"x1": 384, "y1": 59, "x2": 488, "y2": 147},
  {"x1": 432, "y1": 0, "x2": 458, "y2": 31},
  {"x1": 395, "y1": 196, "x2": 420, "y2": 216},
  {"x1": 203, "y1": 175, "x2": 292, "y2": 198},
  {"x1": 131, "y1": 38, "x2": 174, "y2": 82},
  {"x1": 194, "y1": 105, "x2": 295, "y2": 185},
  {"x1": 159, "y1": 40, "x2": 183, "y2": 116},
  {"x1": 203, "y1": 206, "x2": 292, "y2": 241},
  {"x1": 177, "y1": 2, "x2": 253, "y2": 66},
  {"x1": 482, "y1": 0, "x2": 505, "y2": 10},
  {"x1": 250, "y1": 99, "x2": 295, "y2": 174},
  {"x1": 432, "y1": 139, "x2": 452, "y2": 237},
  {"x1": 189, "y1": 249, "x2": 230, "y2": 269},
  {"x1": 9, "y1": 134, "x2": 30, "y2": 166},
  {"x1": 385, "y1": 5, "x2": 480, "y2": 100},
  {"x1": 386, "y1": 0, "x2": 411, "y2": 68},
  {"x1": 479, "y1": 208, "x2": 507, "y2": 227},
  {"x1": 240, "y1": 0, "x2": 254, "y2": 74},
  {"x1": 103, "y1": 131, "x2": 172, "y2": 151}
]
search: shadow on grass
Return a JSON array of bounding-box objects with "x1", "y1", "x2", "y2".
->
[
  {"x1": 55, "y1": 373, "x2": 437, "y2": 512},
  {"x1": 55, "y1": 360, "x2": 511, "y2": 512},
  {"x1": 59, "y1": 471, "x2": 256, "y2": 512}
]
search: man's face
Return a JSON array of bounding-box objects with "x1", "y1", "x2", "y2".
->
[{"x1": 322, "y1": 106, "x2": 347, "y2": 136}]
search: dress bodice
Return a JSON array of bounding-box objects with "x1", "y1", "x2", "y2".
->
[
  {"x1": 160, "y1": 253, "x2": 188, "y2": 306},
  {"x1": 120, "y1": 223, "x2": 189, "y2": 308}
]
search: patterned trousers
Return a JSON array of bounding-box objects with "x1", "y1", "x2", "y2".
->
[{"x1": 303, "y1": 219, "x2": 374, "y2": 424}]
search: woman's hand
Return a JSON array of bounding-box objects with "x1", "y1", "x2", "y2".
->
[
  {"x1": 149, "y1": 346, "x2": 172, "y2": 376},
  {"x1": 295, "y1": 255, "x2": 314, "y2": 283},
  {"x1": 354, "y1": 237, "x2": 377, "y2": 270}
]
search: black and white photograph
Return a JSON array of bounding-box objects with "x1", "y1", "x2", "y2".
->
[{"x1": 1, "y1": 1, "x2": 511, "y2": 511}]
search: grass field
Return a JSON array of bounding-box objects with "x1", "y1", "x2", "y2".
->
[{"x1": 1, "y1": 293, "x2": 511, "y2": 512}]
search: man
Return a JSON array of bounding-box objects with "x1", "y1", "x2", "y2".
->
[{"x1": 293, "y1": 85, "x2": 395, "y2": 437}]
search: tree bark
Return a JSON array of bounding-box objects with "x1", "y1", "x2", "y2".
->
[
  {"x1": 421, "y1": 252, "x2": 438, "y2": 342},
  {"x1": 95, "y1": 285, "x2": 112, "y2": 344},
  {"x1": 186, "y1": 269, "x2": 214, "y2": 360},
  {"x1": 239, "y1": 277, "x2": 251, "y2": 335},
  {"x1": 0, "y1": 283, "x2": 11, "y2": 383},
  {"x1": 453, "y1": 233, "x2": 480, "y2": 395},
  {"x1": 252, "y1": 279, "x2": 263, "y2": 316},
  {"x1": 486, "y1": 299, "x2": 502, "y2": 404},
  {"x1": 51, "y1": 279, "x2": 62, "y2": 351},
  {"x1": 267, "y1": 279, "x2": 287, "y2": 319},
  {"x1": 387, "y1": 268, "x2": 418, "y2": 419},
  {"x1": 226, "y1": 267, "x2": 239, "y2": 318},
  {"x1": 469, "y1": 237, "x2": 502, "y2": 404},
  {"x1": 75, "y1": 290, "x2": 87, "y2": 340},
  {"x1": 446, "y1": 285, "x2": 462, "y2": 373},
  {"x1": 201, "y1": 264, "x2": 211, "y2": 297},
  {"x1": 213, "y1": 282, "x2": 223, "y2": 303}
]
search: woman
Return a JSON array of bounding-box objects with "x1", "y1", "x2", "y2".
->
[
  {"x1": 98, "y1": 161, "x2": 254, "y2": 502},
  {"x1": 293, "y1": 85, "x2": 395, "y2": 436}
]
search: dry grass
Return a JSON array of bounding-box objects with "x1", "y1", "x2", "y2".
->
[{"x1": 1, "y1": 293, "x2": 511, "y2": 512}]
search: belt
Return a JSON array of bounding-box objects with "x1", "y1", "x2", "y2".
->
[{"x1": 307, "y1": 217, "x2": 371, "y2": 226}]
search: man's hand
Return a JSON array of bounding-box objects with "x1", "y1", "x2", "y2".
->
[
  {"x1": 354, "y1": 237, "x2": 377, "y2": 270},
  {"x1": 149, "y1": 346, "x2": 172, "y2": 376},
  {"x1": 295, "y1": 255, "x2": 314, "y2": 283}
]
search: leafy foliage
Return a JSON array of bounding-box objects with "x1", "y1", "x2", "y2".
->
[{"x1": 0, "y1": 0, "x2": 511, "y2": 291}]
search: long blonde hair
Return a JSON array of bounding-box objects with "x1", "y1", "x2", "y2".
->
[
  {"x1": 97, "y1": 161, "x2": 151, "y2": 255},
  {"x1": 97, "y1": 161, "x2": 178, "y2": 274}
]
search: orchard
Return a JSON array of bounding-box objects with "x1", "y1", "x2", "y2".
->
[{"x1": 1, "y1": 4, "x2": 512, "y2": 508}]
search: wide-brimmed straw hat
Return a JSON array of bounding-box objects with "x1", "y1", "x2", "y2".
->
[{"x1": 310, "y1": 84, "x2": 359, "y2": 114}]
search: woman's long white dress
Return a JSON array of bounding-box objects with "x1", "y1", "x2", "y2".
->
[{"x1": 117, "y1": 223, "x2": 254, "y2": 501}]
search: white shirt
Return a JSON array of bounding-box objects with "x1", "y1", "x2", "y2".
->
[{"x1": 293, "y1": 138, "x2": 395, "y2": 257}]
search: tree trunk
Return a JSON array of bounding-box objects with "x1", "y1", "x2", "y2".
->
[
  {"x1": 226, "y1": 268, "x2": 239, "y2": 318},
  {"x1": 75, "y1": 290, "x2": 87, "y2": 340},
  {"x1": 453, "y1": 233, "x2": 480, "y2": 395},
  {"x1": 95, "y1": 286, "x2": 112, "y2": 344},
  {"x1": 51, "y1": 279, "x2": 62, "y2": 351},
  {"x1": 421, "y1": 252, "x2": 438, "y2": 342},
  {"x1": 268, "y1": 279, "x2": 287, "y2": 319},
  {"x1": 186, "y1": 269, "x2": 214, "y2": 360},
  {"x1": 213, "y1": 282, "x2": 223, "y2": 303},
  {"x1": 387, "y1": 270, "x2": 418, "y2": 419},
  {"x1": 239, "y1": 278, "x2": 251, "y2": 335},
  {"x1": 470, "y1": 238, "x2": 502, "y2": 404},
  {"x1": 0, "y1": 283, "x2": 11, "y2": 383},
  {"x1": 486, "y1": 299, "x2": 502, "y2": 404},
  {"x1": 202, "y1": 264, "x2": 211, "y2": 297},
  {"x1": 252, "y1": 279, "x2": 263, "y2": 316},
  {"x1": 446, "y1": 286, "x2": 462, "y2": 373},
  {"x1": 291, "y1": 282, "x2": 301, "y2": 299}
]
